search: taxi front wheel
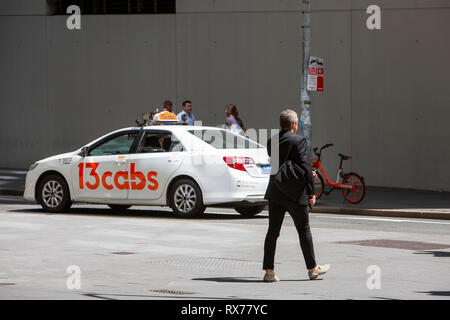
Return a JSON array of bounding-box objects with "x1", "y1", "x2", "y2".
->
[
  {"x1": 37, "y1": 174, "x2": 72, "y2": 213},
  {"x1": 169, "y1": 179, "x2": 205, "y2": 218}
]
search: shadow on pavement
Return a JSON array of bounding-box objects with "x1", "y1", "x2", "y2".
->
[
  {"x1": 6, "y1": 207, "x2": 267, "y2": 221},
  {"x1": 193, "y1": 277, "x2": 261, "y2": 283},
  {"x1": 413, "y1": 250, "x2": 450, "y2": 258},
  {"x1": 192, "y1": 277, "x2": 316, "y2": 283},
  {"x1": 82, "y1": 292, "x2": 231, "y2": 300},
  {"x1": 416, "y1": 291, "x2": 450, "y2": 297}
]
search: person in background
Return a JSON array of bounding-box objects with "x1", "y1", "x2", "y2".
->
[
  {"x1": 162, "y1": 100, "x2": 174, "y2": 113},
  {"x1": 225, "y1": 104, "x2": 246, "y2": 133},
  {"x1": 177, "y1": 100, "x2": 195, "y2": 125}
]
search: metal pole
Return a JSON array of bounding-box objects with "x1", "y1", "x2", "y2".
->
[{"x1": 300, "y1": 0, "x2": 312, "y2": 147}]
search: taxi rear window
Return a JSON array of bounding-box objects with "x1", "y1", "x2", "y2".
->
[
  {"x1": 187, "y1": 129, "x2": 262, "y2": 149},
  {"x1": 138, "y1": 132, "x2": 183, "y2": 153}
]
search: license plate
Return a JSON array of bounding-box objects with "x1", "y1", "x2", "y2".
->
[{"x1": 260, "y1": 165, "x2": 271, "y2": 174}]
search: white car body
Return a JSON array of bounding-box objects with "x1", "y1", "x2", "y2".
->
[{"x1": 24, "y1": 126, "x2": 270, "y2": 211}]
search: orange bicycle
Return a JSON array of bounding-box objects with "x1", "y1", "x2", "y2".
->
[{"x1": 312, "y1": 143, "x2": 365, "y2": 204}]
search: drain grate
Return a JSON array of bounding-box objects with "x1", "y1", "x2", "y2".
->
[
  {"x1": 148, "y1": 257, "x2": 262, "y2": 270},
  {"x1": 335, "y1": 239, "x2": 450, "y2": 251},
  {"x1": 148, "y1": 289, "x2": 195, "y2": 295}
]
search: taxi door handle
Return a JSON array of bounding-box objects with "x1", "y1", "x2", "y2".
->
[
  {"x1": 168, "y1": 159, "x2": 180, "y2": 163},
  {"x1": 115, "y1": 159, "x2": 126, "y2": 166}
]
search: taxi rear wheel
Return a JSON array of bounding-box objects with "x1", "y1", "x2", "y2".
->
[
  {"x1": 37, "y1": 174, "x2": 72, "y2": 213},
  {"x1": 107, "y1": 205, "x2": 132, "y2": 211},
  {"x1": 169, "y1": 179, "x2": 205, "y2": 218},
  {"x1": 235, "y1": 205, "x2": 265, "y2": 217}
]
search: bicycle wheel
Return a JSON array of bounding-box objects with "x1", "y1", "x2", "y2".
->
[
  {"x1": 313, "y1": 171, "x2": 325, "y2": 200},
  {"x1": 342, "y1": 172, "x2": 365, "y2": 204}
]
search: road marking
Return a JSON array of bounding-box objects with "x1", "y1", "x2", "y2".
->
[
  {"x1": 312, "y1": 215, "x2": 450, "y2": 225},
  {"x1": 207, "y1": 210, "x2": 450, "y2": 225}
]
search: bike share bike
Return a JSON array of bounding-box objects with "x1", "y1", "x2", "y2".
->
[{"x1": 312, "y1": 144, "x2": 366, "y2": 204}]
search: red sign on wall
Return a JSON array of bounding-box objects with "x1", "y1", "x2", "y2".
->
[{"x1": 307, "y1": 56, "x2": 324, "y2": 92}]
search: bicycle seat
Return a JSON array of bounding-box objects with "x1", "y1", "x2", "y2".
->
[{"x1": 338, "y1": 153, "x2": 352, "y2": 160}]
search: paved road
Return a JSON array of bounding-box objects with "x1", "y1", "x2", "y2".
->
[{"x1": 0, "y1": 198, "x2": 449, "y2": 300}]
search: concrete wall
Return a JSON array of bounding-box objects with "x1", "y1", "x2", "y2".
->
[
  {"x1": 0, "y1": 0, "x2": 48, "y2": 15},
  {"x1": 1, "y1": 0, "x2": 449, "y2": 191},
  {"x1": 311, "y1": 1, "x2": 450, "y2": 191}
]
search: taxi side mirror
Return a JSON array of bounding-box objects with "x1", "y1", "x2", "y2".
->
[{"x1": 79, "y1": 146, "x2": 89, "y2": 157}]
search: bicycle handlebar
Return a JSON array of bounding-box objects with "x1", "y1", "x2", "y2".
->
[{"x1": 313, "y1": 143, "x2": 334, "y2": 159}]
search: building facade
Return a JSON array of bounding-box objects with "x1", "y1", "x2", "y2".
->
[{"x1": 1, "y1": 0, "x2": 449, "y2": 191}]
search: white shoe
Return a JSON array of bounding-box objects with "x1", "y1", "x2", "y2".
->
[
  {"x1": 308, "y1": 264, "x2": 330, "y2": 280},
  {"x1": 263, "y1": 273, "x2": 280, "y2": 282}
]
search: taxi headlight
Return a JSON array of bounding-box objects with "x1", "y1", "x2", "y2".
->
[{"x1": 29, "y1": 162, "x2": 39, "y2": 171}]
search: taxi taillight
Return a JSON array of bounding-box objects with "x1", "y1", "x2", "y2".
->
[{"x1": 223, "y1": 156, "x2": 255, "y2": 172}]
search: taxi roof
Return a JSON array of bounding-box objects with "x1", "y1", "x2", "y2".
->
[{"x1": 121, "y1": 125, "x2": 226, "y2": 132}]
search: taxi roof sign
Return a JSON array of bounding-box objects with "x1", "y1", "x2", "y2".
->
[
  {"x1": 136, "y1": 109, "x2": 182, "y2": 127},
  {"x1": 153, "y1": 110, "x2": 178, "y2": 122}
]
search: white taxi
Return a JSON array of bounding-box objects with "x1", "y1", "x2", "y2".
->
[{"x1": 24, "y1": 125, "x2": 271, "y2": 217}]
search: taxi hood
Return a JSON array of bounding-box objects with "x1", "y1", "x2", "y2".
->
[{"x1": 38, "y1": 151, "x2": 80, "y2": 163}]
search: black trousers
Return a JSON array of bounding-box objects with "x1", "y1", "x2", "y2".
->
[{"x1": 263, "y1": 201, "x2": 317, "y2": 270}]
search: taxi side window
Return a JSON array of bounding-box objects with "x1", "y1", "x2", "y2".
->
[
  {"x1": 137, "y1": 132, "x2": 183, "y2": 153},
  {"x1": 89, "y1": 132, "x2": 138, "y2": 156}
]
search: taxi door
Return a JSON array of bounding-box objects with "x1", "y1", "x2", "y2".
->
[
  {"x1": 72, "y1": 130, "x2": 140, "y2": 201},
  {"x1": 126, "y1": 130, "x2": 184, "y2": 201}
]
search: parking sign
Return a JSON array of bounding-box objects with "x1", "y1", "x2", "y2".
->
[{"x1": 307, "y1": 56, "x2": 324, "y2": 92}]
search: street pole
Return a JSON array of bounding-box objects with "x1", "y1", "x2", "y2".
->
[{"x1": 300, "y1": 0, "x2": 312, "y2": 147}]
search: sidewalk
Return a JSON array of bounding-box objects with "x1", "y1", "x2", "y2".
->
[
  {"x1": 312, "y1": 186, "x2": 450, "y2": 220},
  {"x1": 1, "y1": 168, "x2": 449, "y2": 220}
]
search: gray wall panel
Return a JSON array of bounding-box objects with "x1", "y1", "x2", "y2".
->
[
  {"x1": 351, "y1": 0, "x2": 450, "y2": 10},
  {"x1": 0, "y1": 16, "x2": 47, "y2": 168},
  {"x1": 177, "y1": 0, "x2": 301, "y2": 13},
  {"x1": 351, "y1": 8, "x2": 450, "y2": 191},
  {"x1": 176, "y1": 12, "x2": 302, "y2": 132},
  {"x1": 0, "y1": 14, "x2": 176, "y2": 168},
  {"x1": 309, "y1": 11, "x2": 352, "y2": 179},
  {"x1": 312, "y1": 0, "x2": 352, "y2": 11},
  {"x1": 0, "y1": 0, "x2": 47, "y2": 16},
  {"x1": 45, "y1": 15, "x2": 177, "y2": 156}
]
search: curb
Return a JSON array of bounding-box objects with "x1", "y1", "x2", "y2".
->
[
  {"x1": 1, "y1": 189, "x2": 449, "y2": 220},
  {"x1": 312, "y1": 206, "x2": 450, "y2": 220},
  {"x1": 0, "y1": 190, "x2": 23, "y2": 197}
]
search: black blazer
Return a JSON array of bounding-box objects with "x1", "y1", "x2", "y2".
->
[{"x1": 264, "y1": 130, "x2": 315, "y2": 206}]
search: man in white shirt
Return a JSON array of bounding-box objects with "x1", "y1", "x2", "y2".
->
[{"x1": 177, "y1": 100, "x2": 195, "y2": 125}]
